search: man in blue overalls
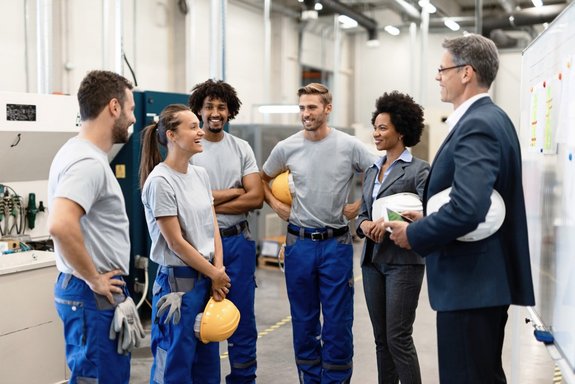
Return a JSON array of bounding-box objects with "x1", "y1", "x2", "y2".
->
[
  {"x1": 189, "y1": 79, "x2": 264, "y2": 384},
  {"x1": 48, "y1": 70, "x2": 137, "y2": 383},
  {"x1": 261, "y1": 83, "x2": 377, "y2": 383}
]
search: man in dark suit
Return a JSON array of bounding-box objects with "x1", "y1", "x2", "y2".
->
[{"x1": 385, "y1": 34, "x2": 535, "y2": 384}]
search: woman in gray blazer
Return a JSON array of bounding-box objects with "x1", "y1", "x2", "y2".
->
[{"x1": 356, "y1": 91, "x2": 429, "y2": 384}]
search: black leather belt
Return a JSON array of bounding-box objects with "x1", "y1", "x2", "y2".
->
[
  {"x1": 220, "y1": 220, "x2": 248, "y2": 238},
  {"x1": 287, "y1": 224, "x2": 349, "y2": 241}
]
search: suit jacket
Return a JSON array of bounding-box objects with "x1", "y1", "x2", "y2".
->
[
  {"x1": 356, "y1": 156, "x2": 430, "y2": 266},
  {"x1": 407, "y1": 97, "x2": 535, "y2": 311}
]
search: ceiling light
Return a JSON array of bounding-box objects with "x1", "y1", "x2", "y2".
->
[
  {"x1": 531, "y1": 0, "x2": 543, "y2": 7},
  {"x1": 443, "y1": 18, "x2": 460, "y2": 31},
  {"x1": 314, "y1": 2, "x2": 323, "y2": 11},
  {"x1": 384, "y1": 25, "x2": 400, "y2": 36},
  {"x1": 258, "y1": 105, "x2": 300, "y2": 114},
  {"x1": 418, "y1": 0, "x2": 437, "y2": 14},
  {"x1": 302, "y1": 9, "x2": 318, "y2": 20},
  {"x1": 338, "y1": 15, "x2": 358, "y2": 29}
]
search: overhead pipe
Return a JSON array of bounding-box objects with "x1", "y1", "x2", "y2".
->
[
  {"x1": 36, "y1": 0, "x2": 53, "y2": 94},
  {"x1": 304, "y1": 0, "x2": 379, "y2": 42},
  {"x1": 427, "y1": 4, "x2": 565, "y2": 32},
  {"x1": 481, "y1": 3, "x2": 565, "y2": 34}
]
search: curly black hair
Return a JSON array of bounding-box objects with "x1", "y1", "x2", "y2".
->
[
  {"x1": 188, "y1": 79, "x2": 242, "y2": 121},
  {"x1": 371, "y1": 91, "x2": 424, "y2": 147}
]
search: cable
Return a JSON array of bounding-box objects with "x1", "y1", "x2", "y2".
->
[
  {"x1": 123, "y1": 51, "x2": 138, "y2": 87},
  {"x1": 178, "y1": 0, "x2": 189, "y2": 14},
  {"x1": 135, "y1": 261, "x2": 149, "y2": 310}
]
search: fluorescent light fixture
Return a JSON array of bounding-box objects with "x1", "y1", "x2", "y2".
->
[
  {"x1": 443, "y1": 18, "x2": 460, "y2": 31},
  {"x1": 314, "y1": 2, "x2": 323, "y2": 11},
  {"x1": 258, "y1": 105, "x2": 300, "y2": 114},
  {"x1": 366, "y1": 39, "x2": 381, "y2": 47},
  {"x1": 338, "y1": 15, "x2": 358, "y2": 29},
  {"x1": 384, "y1": 25, "x2": 400, "y2": 36},
  {"x1": 418, "y1": 0, "x2": 436, "y2": 14},
  {"x1": 302, "y1": 9, "x2": 318, "y2": 20},
  {"x1": 531, "y1": 0, "x2": 543, "y2": 7}
]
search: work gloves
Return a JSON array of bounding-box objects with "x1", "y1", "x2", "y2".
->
[
  {"x1": 109, "y1": 297, "x2": 146, "y2": 355},
  {"x1": 156, "y1": 292, "x2": 185, "y2": 325}
]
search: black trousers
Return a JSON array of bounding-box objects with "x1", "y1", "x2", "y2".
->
[{"x1": 437, "y1": 305, "x2": 509, "y2": 384}]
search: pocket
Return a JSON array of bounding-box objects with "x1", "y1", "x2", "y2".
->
[{"x1": 55, "y1": 297, "x2": 85, "y2": 346}]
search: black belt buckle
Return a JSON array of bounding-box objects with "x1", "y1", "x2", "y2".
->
[{"x1": 310, "y1": 232, "x2": 326, "y2": 241}]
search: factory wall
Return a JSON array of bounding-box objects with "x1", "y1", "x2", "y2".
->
[{"x1": 0, "y1": 0, "x2": 522, "y2": 134}]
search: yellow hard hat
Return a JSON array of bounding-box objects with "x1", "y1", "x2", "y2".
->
[
  {"x1": 194, "y1": 297, "x2": 241, "y2": 344},
  {"x1": 271, "y1": 171, "x2": 293, "y2": 205}
]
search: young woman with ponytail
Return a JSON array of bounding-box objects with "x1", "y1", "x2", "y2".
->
[{"x1": 139, "y1": 104, "x2": 230, "y2": 384}]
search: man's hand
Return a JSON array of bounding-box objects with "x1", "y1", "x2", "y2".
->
[
  {"x1": 85, "y1": 270, "x2": 126, "y2": 305},
  {"x1": 273, "y1": 200, "x2": 291, "y2": 222},
  {"x1": 383, "y1": 221, "x2": 412, "y2": 250},
  {"x1": 401, "y1": 210, "x2": 423, "y2": 222},
  {"x1": 343, "y1": 200, "x2": 361, "y2": 220}
]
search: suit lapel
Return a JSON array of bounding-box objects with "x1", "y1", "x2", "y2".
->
[
  {"x1": 376, "y1": 161, "x2": 406, "y2": 198},
  {"x1": 364, "y1": 166, "x2": 378, "y2": 213}
]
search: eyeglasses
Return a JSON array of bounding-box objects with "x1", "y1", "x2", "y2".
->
[{"x1": 437, "y1": 64, "x2": 471, "y2": 74}]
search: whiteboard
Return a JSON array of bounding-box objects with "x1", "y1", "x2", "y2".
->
[{"x1": 520, "y1": 2, "x2": 575, "y2": 373}]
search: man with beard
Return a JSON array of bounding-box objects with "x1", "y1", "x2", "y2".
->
[
  {"x1": 48, "y1": 70, "x2": 138, "y2": 383},
  {"x1": 261, "y1": 83, "x2": 377, "y2": 383},
  {"x1": 189, "y1": 79, "x2": 263, "y2": 384}
]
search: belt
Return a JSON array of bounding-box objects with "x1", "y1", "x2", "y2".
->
[
  {"x1": 158, "y1": 265, "x2": 201, "y2": 279},
  {"x1": 287, "y1": 224, "x2": 349, "y2": 241},
  {"x1": 220, "y1": 220, "x2": 248, "y2": 238}
]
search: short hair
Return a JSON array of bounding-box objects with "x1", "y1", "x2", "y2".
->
[
  {"x1": 371, "y1": 91, "x2": 424, "y2": 148},
  {"x1": 297, "y1": 83, "x2": 332, "y2": 106},
  {"x1": 442, "y1": 34, "x2": 499, "y2": 89},
  {"x1": 77, "y1": 70, "x2": 133, "y2": 121},
  {"x1": 188, "y1": 79, "x2": 242, "y2": 121}
]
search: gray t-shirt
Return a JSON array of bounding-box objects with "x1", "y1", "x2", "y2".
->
[
  {"x1": 190, "y1": 131, "x2": 259, "y2": 228},
  {"x1": 48, "y1": 137, "x2": 130, "y2": 274},
  {"x1": 142, "y1": 163, "x2": 215, "y2": 267},
  {"x1": 263, "y1": 128, "x2": 377, "y2": 228}
]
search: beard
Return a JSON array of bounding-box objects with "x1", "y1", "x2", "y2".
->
[
  {"x1": 207, "y1": 126, "x2": 223, "y2": 134},
  {"x1": 112, "y1": 113, "x2": 131, "y2": 144}
]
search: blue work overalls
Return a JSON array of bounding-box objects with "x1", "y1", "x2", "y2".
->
[
  {"x1": 54, "y1": 273, "x2": 131, "y2": 384},
  {"x1": 150, "y1": 265, "x2": 220, "y2": 384},
  {"x1": 284, "y1": 224, "x2": 355, "y2": 384},
  {"x1": 220, "y1": 221, "x2": 258, "y2": 384}
]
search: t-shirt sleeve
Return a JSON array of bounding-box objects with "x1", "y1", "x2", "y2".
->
[
  {"x1": 262, "y1": 143, "x2": 286, "y2": 178},
  {"x1": 353, "y1": 138, "x2": 377, "y2": 173},
  {"x1": 147, "y1": 176, "x2": 178, "y2": 218},
  {"x1": 241, "y1": 141, "x2": 259, "y2": 177},
  {"x1": 53, "y1": 158, "x2": 104, "y2": 214}
]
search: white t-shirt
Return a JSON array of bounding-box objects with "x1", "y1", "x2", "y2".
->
[
  {"x1": 190, "y1": 132, "x2": 259, "y2": 228},
  {"x1": 142, "y1": 162, "x2": 215, "y2": 266},
  {"x1": 263, "y1": 128, "x2": 377, "y2": 228},
  {"x1": 48, "y1": 137, "x2": 130, "y2": 274}
]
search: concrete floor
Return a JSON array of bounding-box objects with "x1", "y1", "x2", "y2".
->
[{"x1": 130, "y1": 242, "x2": 557, "y2": 383}]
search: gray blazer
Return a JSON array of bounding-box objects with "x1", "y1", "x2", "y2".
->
[{"x1": 356, "y1": 156, "x2": 430, "y2": 265}]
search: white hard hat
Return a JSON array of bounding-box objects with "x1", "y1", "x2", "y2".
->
[
  {"x1": 426, "y1": 187, "x2": 506, "y2": 242},
  {"x1": 372, "y1": 192, "x2": 423, "y2": 221}
]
